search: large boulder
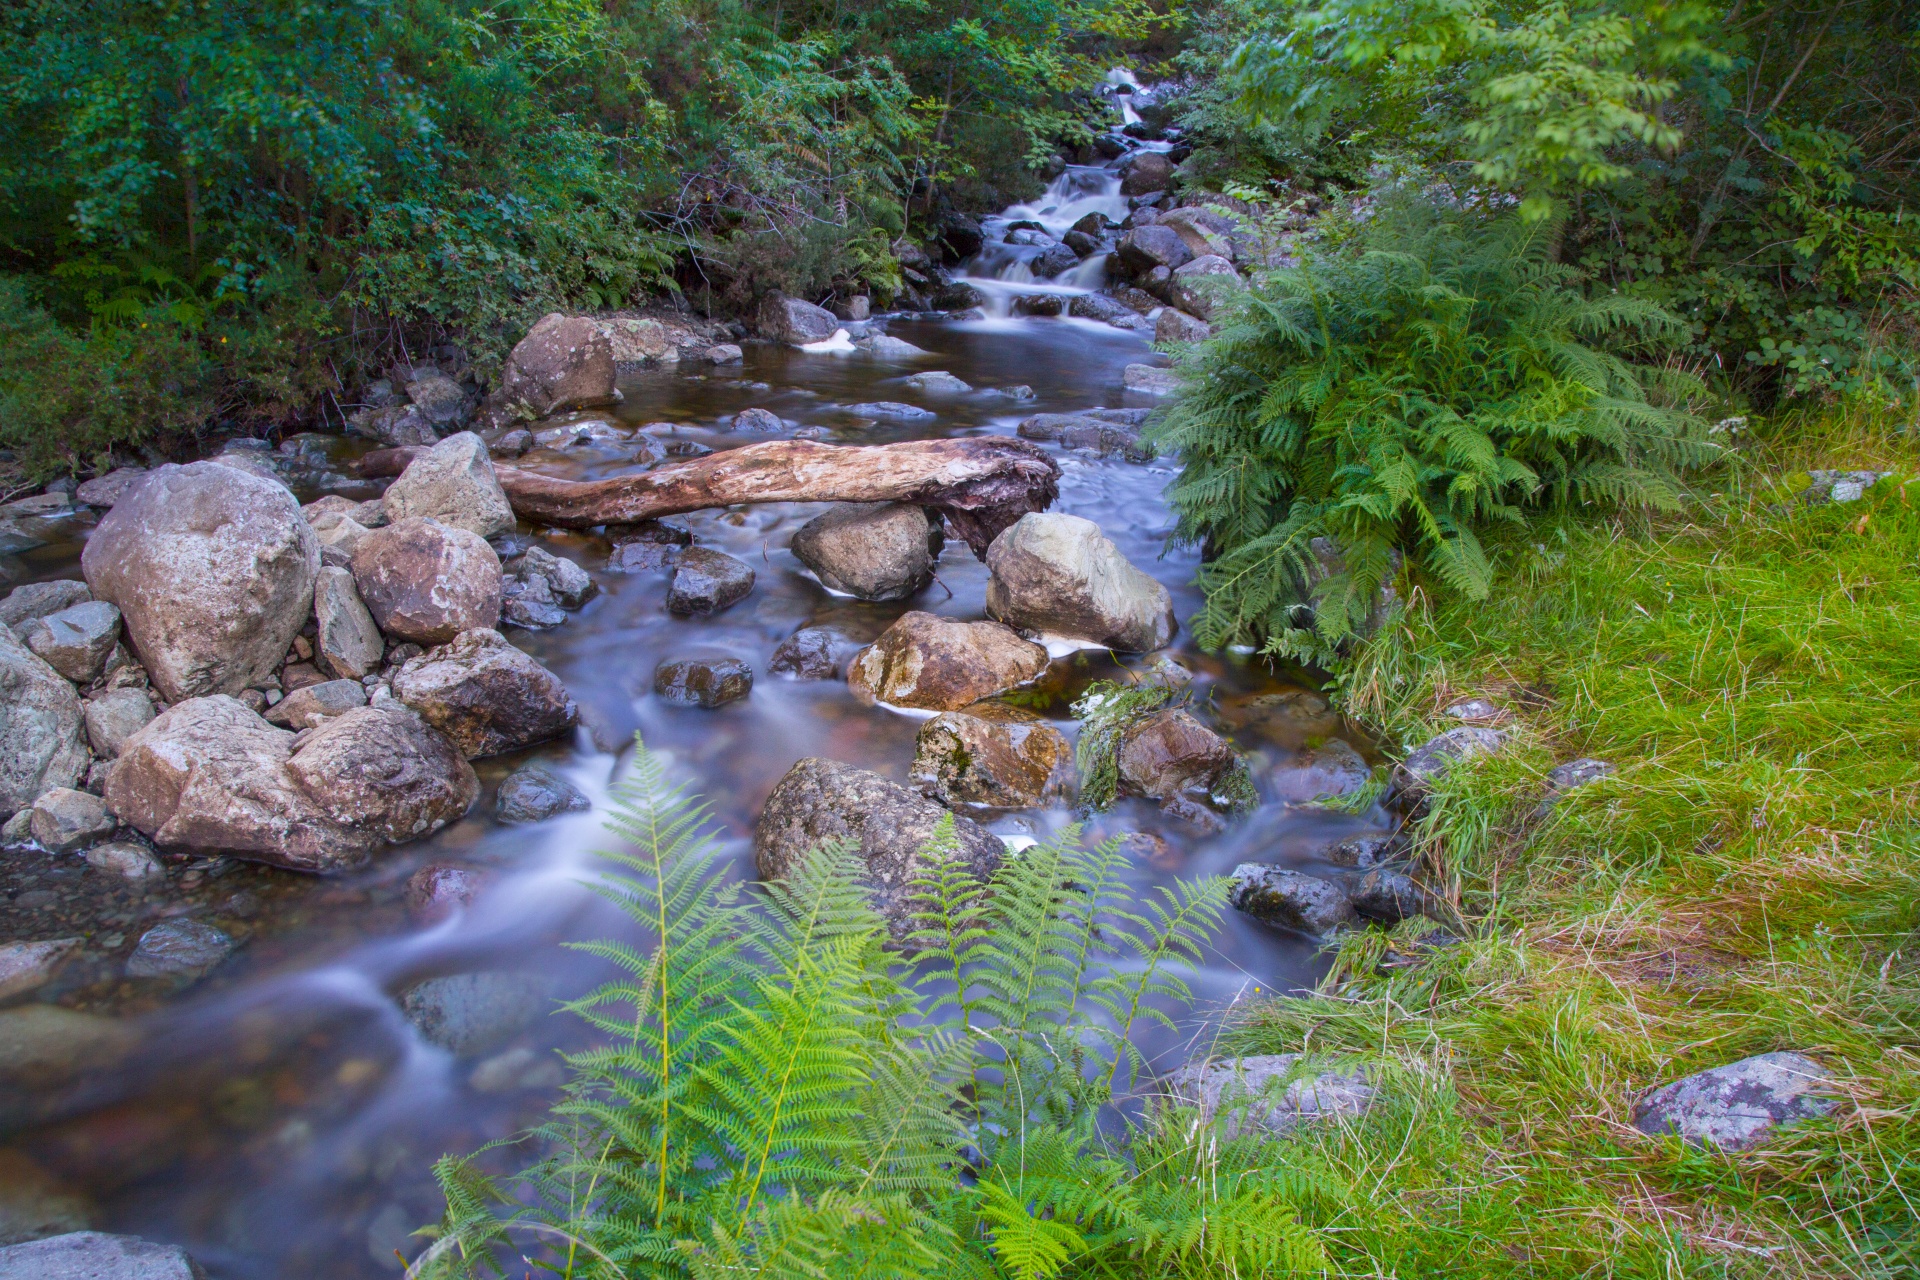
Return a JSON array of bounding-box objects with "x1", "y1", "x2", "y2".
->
[
  {"x1": 910, "y1": 703, "x2": 1074, "y2": 809},
  {"x1": 1155, "y1": 308, "x2": 1211, "y2": 345},
  {"x1": 1116, "y1": 225, "x2": 1193, "y2": 275},
  {"x1": 350, "y1": 518, "x2": 502, "y2": 644},
  {"x1": 1632, "y1": 1052, "x2": 1836, "y2": 1151},
  {"x1": 380, "y1": 433, "x2": 516, "y2": 539},
  {"x1": 1156, "y1": 207, "x2": 1237, "y2": 260},
  {"x1": 754, "y1": 757, "x2": 1005, "y2": 936},
  {"x1": 1161, "y1": 1054, "x2": 1375, "y2": 1138},
  {"x1": 390, "y1": 628, "x2": 578, "y2": 758},
  {"x1": 1116, "y1": 708, "x2": 1237, "y2": 801},
  {"x1": 847, "y1": 611, "x2": 1050, "y2": 712},
  {"x1": 81, "y1": 462, "x2": 319, "y2": 702},
  {"x1": 0, "y1": 627, "x2": 88, "y2": 815},
  {"x1": 758, "y1": 293, "x2": 840, "y2": 346},
  {"x1": 0, "y1": 1231, "x2": 201, "y2": 1280},
  {"x1": 313, "y1": 567, "x2": 385, "y2": 680},
  {"x1": 284, "y1": 705, "x2": 478, "y2": 844},
  {"x1": 28, "y1": 789, "x2": 115, "y2": 854},
  {"x1": 985, "y1": 513, "x2": 1174, "y2": 652},
  {"x1": 790, "y1": 503, "x2": 943, "y2": 601},
  {"x1": 498, "y1": 313, "x2": 619, "y2": 418},
  {"x1": 1169, "y1": 255, "x2": 1239, "y2": 320}
]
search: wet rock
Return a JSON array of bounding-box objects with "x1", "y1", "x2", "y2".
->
[
  {"x1": 285, "y1": 705, "x2": 479, "y2": 843},
  {"x1": 82, "y1": 462, "x2": 319, "y2": 703},
  {"x1": 0, "y1": 1006, "x2": 137, "y2": 1100},
  {"x1": 495, "y1": 764, "x2": 590, "y2": 824},
  {"x1": 107, "y1": 696, "x2": 372, "y2": 871},
  {"x1": 846, "y1": 401, "x2": 935, "y2": 420},
  {"x1": 501, "y1": 596, "x2": 567, "y2": 631},
  {"x1": 791, "y1": 503, "x2": 943, "y2": 602},
  {"x1": 726, "y1": 407, "x2": 785, "y2": 433},
  {"x1": 905, "y1": 370, "x2": 971, "y2": 394},
  {"x1": 1116, "y1": 224, "x2": 1193, "y2": 275},
  {"x1": 1013, "y1": 294, "x2": 1066, "y2": 317},
  {"x1": 937, "y1": 213, "x2": 986, "y2": 260},
  {"x1": 468, "y1": 1045, "x2": 565, "y2": 1094},
  {"x1": 510, "y1": 547, "x2": 596, "y2": 609},
  {"x1": 497, "y1": 313, "x2": 619, "y2": 419},
  {"x1": 848, "y1": 611, "x2": 1050, "y2": 712},
  {"x1": 263, "y1": 678, "x2": 367, "y2": 729},
  {"x1": 911, "y1": 703, "x2": 1074, "y2": 809},
  {"x1": 405, "y1": 369, "x2": 471, "y2": 428},
  {"x1": 0, "y1": 939, "x2": 79, "y2": 1002},
  {"x1": 313, "y1": 567, "x2": 384, "y2": 681},
  {"x1": 401, "y1": 971, "x2": 545, "y2": 1056},
  {"x1": 1633, "y1": 1052, "x2": 1836, "y2": 1150},
  {"x1": 1389, "y1": 726, "x2": 1507, "y2": 811},
  {"x1": 29, "y1": 789, "x2": 115, "y2": 854},
  {"x1": 1169, "y1": 254, "x2": 1239, "y2": 320},
  {"x1": 1122, "y1": 363, "x2": 1180, "y2": 395},
  {"x1": 405, "y1": 864, "x2": 491, "y2": 922},
  {"x1": 84, "y1": 842, "x2": 164, "y2": 880},
  {"x1": 754, "y1": 757, "x2": 1004, "y2": 936},
  {"x1": 933, "y1": 282, "x2": 989, "y2": 312},
  {"x1": 758, "y1": 293, "x2": 840, "y2": 346},
  {"x1": 706, "y1": 343, "x2": 743, "y2": 363},
  {"x1": 768, "y1": 627, "x2": 860, "y2": 680},
  {"x1": 653, "y1": 657, "x2": 753, "y2": 708},
  {"x1": 0, "y1": 1231, "x2": 201, "y2": 1280},
  {"x1": 1030, "y1": 241, "x2": 1081, "y2": 279},
  {"x1": 351, "y1": 517, "x2": 503, "y2": 645},
  {"x1": 1162, "y1": 1054, "x2": 1375, "y2": 1138},
  {"x1": 1120, "y1": 150, "x2": 1174, "y2": 196},
  {"x1": 1341, "y1": 866, "x2": 1434, "y2": 924},
  {"x1": 1326, "y1": 832, "x2": 1397, "y2": 868},
  {"x1": 0, "y1": 580, "x2": 91, "y2": 631},
  {"x1": 985, "y1": 512, "x2": 1175, "y2": 652},
  {"x1": 1230, "y1": 865, "x2": 1357, "y2": 935},
  {"x1": 856, "y1": 334, "x2": 927, "y2": 357},
  {"x1": 81, "y1": 688, "x2": 152, "y2": 760},
  {"x1": 1066, "y1": 294, "x2": 1151, "y2": 331},
  {"x1": 1155, "y1": 307, "x2": 1210, "y2": 344},
  {"x1": 0, "y1": 1151, "x2": 93, "y2": 1245},
  {"x1": 74, "y1": 468, "x2": 149, "y2": 509},
  {"x1": 666, "y1": 548, "x2": 755, "y2": 615},
  {"x1": 1156, "y1": 207, "x2": 1236, "y2": 260},
  {"x1": 605, "y1": 541, "x2": 677, "y2": 574},
  {"x1": 390, "y1": 628, "x2": 578, "y2": 759},
  {"x1": 126, "y1": 919, "x2": 236, "y2": 979},
  {"x1": 380, "y1": 432, "x2": 516, "y2": 540},
  {"x1": 1116, "y1": 709, "x2": 1237, "y2": 803},
  {"x1": 1273, "y1": 738, "x2": 1370, "y2": 803},
  {"x1": 1014, "y1": 414, "x2": 1150, "y2": 460},
  {"x1": 490, "y1": 429, "x2": 533, "y2": 457}
]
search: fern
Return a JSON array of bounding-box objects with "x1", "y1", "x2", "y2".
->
[{"x1": 1152, "y1": 189, "x2": 1714, "y2": 659}]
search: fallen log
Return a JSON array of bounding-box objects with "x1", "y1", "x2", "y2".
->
[{"x1": 356, "y1": 437, "x2": 1061, "y2": 557}]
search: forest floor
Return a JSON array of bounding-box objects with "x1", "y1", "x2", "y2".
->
[{"x1": 1221, "y1": 408, "x2": 1920, "y2": 1277}]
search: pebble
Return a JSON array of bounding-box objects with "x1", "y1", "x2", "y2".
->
[{"x1": 125, "y1": 920, "x2": 236, "y2": 980}]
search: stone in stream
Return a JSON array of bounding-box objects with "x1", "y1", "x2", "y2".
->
[
  {"x1": 1156, "y1": 307, "x2": 1210, "y2": 344},
  {"x1": 84, "y1": 842, "x2": 164, "y2": 881},
  {"x1": 0, "y1": 627, "x2": 89, "y2": 816},
  {"x1": 81, "y1": 461, "x2": 320, "y2": 703},
  {"x1": 0, "y1": 580, "x2": 91, "y2": 631},
  {"x1": 263, "y1": 678, "x2": 367, "y2": 729},
  {"x1": 75, "y1": 467, "x2": 150, "y2": 509},
  {"x1": 510, "y1": 547, "x2": 596, "y2": 609},
  {"x1": 904, "y1": 370, "x2": 971, "y2": 394},
  {"x1": 1388, "y1": 725, "x2": 1508, "y2": 812},
  {"x1": 653, "y1": 657, "x2": 753, "y2": 708},
  {"x1": 126, "y1": 919, "x2": 237, "y2": 980},
  {"x1": 283, "y1": 706, "x2": 479, "y2": 844},
  {"x1": 1271, "y1": 738, "x2": 1371, "y2": 804},
  {"x1": 1122, "y1": 364, "x2": 1181, "y2": 395},
  {"x1": 911, "y1": 703, "x2": 1074, "y2": 809},
  {"x1": 0, "y1": 1231, "x2": 202, "y2": 1280},
  {"x1": 496, "y1": 313, "x2": 620, "y2": 419},
  {"x1": 1069, "y1": 293, "x2": 1152, "y2": 331},
  {"x1": 401, "y1": 971, "x2": 546, "y2": 1057},
  {"x1": 1030, "y1": 241, "x2": 1081, "y2": 278},
  {"x1": 494, "y1": 764, "x2": 590, "y2": 824},
  {"x1": 856, "y1": 334, "x2": 927, "y2": 358},
  {"x1": 1117, "y1": 224, "x2": 1193, "y2": 275},
  {"x1": 307, "y1": 511, "x2": 372, "y2": 569},
  {"x1": 754, "y1": 757, "x2": 1006, "y2": 937},
  {"x1": 84, "y1": 687, "x2": 155, "y2": 759},
  {"x1": 313, "y1": 567, "x2": 385, "y2": 680},
  {"x1": 1229, "y1": 864, "x2": 1358, "y2": 935},
  {"x1": 1120, "y1": 150, "x2": 1174, "y2": 196},
  {"x1": 706, "y1": 343, "x2": 744, "y2": 363},
  {"x1": 0, "y1": 939, "x2": 79, "y2": 1003},
  {"x1": 846, "y1": 401, "x2": 935, "y2": 420},
  {"x1": 405, "y1": 864, "x2": 492, "y2": 922},
  {"x1": 351, "y1": 517, "x2": 503, "y2": 645},
  {"x1": 847, "y1": 611, "x2": 1050, "y2": 712},
  {"x1": 665, "y1": 548, "x2": 755, "y2": 615},
  {"x1": 758, "y1": 293, "x2": 840, "y2": 346},
  {"x1": 405, "y1": 369, "x2": 472, "y2": 428},
  {"x1": 768, "y1": 627, "x2": 861, "y2": 680},
  {"x1": 790, "y1": 503, "x2": 943, "y2": 602},
  {"x1": 1115, "y1": 709, "x2": 1238, "y2": 803},
  {"x1": 1161, "y1": 1054, "x2": 1375, "y2": 1138},
  {"x1": 727, "y1": 407, "x2": 787, "y2": 433},
  {"x1": 1340, "y1": 866, "x2": 1434, "y2": 924},
  {"x1": 380, "y1": 432, "x2": 516, "y2": 540},
  {"x1": 605, "y1": 540, "x2": 678, "y2": 574},
  {"x1": 985, "y1": 512, "x2": 1175, "y2": 652},
  {"x1": 0, "y1": 1149, "x2": 94, "y2": 1245},
  {"x1": 1633, "y1": 1052, "x2": 1836, "y2": 1150},
  {"x1": 1156, "y1": 207, "x2": 1238, "y2": 260},
  {"x1": 390, "y1": 628, "x2": 578, "y2": 759},
  {"x1": 28, "y1": 790, "x2": 115, "y2": 854}
]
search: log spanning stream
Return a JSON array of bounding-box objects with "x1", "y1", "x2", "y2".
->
[{"x1": 0, "y1": 134, "x2": 1392, "y2": 1277}]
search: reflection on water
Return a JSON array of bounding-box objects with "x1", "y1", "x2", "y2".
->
[{"x1": 0, "y1": 316, "x2": 1387, "y2": 1277}]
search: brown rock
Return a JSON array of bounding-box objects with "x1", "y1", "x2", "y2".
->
[
  {"x1": 285, "y1": 706, "x2": 478, "y2": 844},
  {"x1": 1116, "y1": 709, "x2": 1237, "y2": 801},
  {"x1": 350, "y1": 517, "x2": 502, "y2": 644},
  {"x1": 847, "y1": 611, "x2": 1049, "y2": 712},
  {"x1": 405, "y1": 864, "x2": 492, "y2": 923},
  {"x1": 790, "y1": 503, "x2": 943, "y2": 601},
  {"x1": 984, "y1": 512, "x2": 1175, "y2": 652},
  {"x1": 263, "y1": 678, "x2": 367, "y2": 729},
  {"x1": 498, "y1": 313, "x2": 620, "y2": 418},
  {"x1": 390, "y1": 628, "x2": 577, "y2": 758},
  {"x1": 911, "y1": 703, "x2": 1074, "y2": 808}
]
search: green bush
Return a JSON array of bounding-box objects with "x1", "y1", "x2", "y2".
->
[{"x1": 1152, "y1": 195, "x2": 1713, "y2": 662}]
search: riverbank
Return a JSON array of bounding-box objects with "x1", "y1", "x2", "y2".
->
[{"x1": 1220, "y1": 406, "x2": 1920, "y2": 1272}]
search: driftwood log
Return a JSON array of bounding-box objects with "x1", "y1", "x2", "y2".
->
[{"x1": 356, "y1": 437, "x2": 1061, "y2": 557}]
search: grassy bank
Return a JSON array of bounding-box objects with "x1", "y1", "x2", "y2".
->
[{"x1": 1222, "y1": 408, "x2": 1920, "y2": 1276}]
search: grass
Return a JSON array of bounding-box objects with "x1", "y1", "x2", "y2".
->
[{"x1": 1215, "y1": 405, "x2": 1920, "y2": 1277}]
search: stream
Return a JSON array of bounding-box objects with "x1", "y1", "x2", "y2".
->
[{"x1": 0, "y1": 112, "x2": 1393, "y2": 1279}]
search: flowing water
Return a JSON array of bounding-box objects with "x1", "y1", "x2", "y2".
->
[{"x1": 0, "y1": 99, "x2": 1392, "y2": 1279}]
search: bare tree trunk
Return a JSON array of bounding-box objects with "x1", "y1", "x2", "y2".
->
[{"x1": 357, "y1": 437, "x2": 1061, "y2": 557}]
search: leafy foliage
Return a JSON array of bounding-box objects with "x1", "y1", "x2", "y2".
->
[
  {"x1": 1152, "y1": 192, "x2": 1713, "y2": 659},
  {"x1": 416, "y1": 740, "x2": 1325, "y2": 1280}
]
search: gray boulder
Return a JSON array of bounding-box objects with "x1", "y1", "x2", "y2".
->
[
  {"x1": 1169, "y1": 254, "x2": 1239, "y2": 320},
  {"x1": 83, "y1": 688, "x2": 155, "y2": 758},
  {"x1": 1155, "y1": 307, "x2": 1210, "y2": 344},
  {"x1": 1156, "y1": 207, "x2": 1237, "y2": 260},
  {"x1": 401, "y1": 971, "x2": 546, "y2": 1057},
  {"x1": 1162, "y1": 1054, "x2": 1375, "y2": 1138},
  {"x1": 758, "y1": 293, "x2": 840, "y2": 346},
  {"x1": 791, "y1": 503, "x2": 943, "y2": 601},
  {"x1": 0, "y1": 581, "x2": 91, "y2": 631},
  {"x1": 1122, "y1": 364, "x2": 1180, "y2": 395},
  {"x1": 75, "y1": 468, "x2": 150, "y2": 509},
  {"x1": 727, "y1": 407, "x2": 787, "y2": 433},
  {"x1": 283, "y1": 705, "x2": 479, "y2": 844},
  {"x1": 497, "y1": 313, "x2": 620, "y2": 419},
  {"x1": 512, "y1": 547, "x2": 596, "y2": 608},
  {"x1": 381, "y1": 432, "x2": 516, "y2": 539},
  {"x1": 985, "y1": 512, "x2": 1174, "y2": 652},
  {"x1": 666, "y1": 548, "x2": 755, "y2": 615},
  {"x1": 0, "y1": 1231, "x2": 202, "y2": 1280},
  {"x1": 1120, "y1": 150, "x2": 1174, "y2": 196},
  {"x1": 21, "y1": 601, "x2": 121, "y2": 684},
  {"x1": 1390, "y1": 726, "x2": 1507, "y2": 811},
  {"x1": 904, "y1": 370, "x2": 971, "y2": 394},
  {"x1": 847, "y1": 611, "x2": 1050, "y2": 712},
  {"x1": 313, "y1": 567, "x2": 384, "y2": 680},
  {"x1": 1633, "y1": 1052, "x2": 1835, "y2": 1150},
  {"x1": 28, "y1": 789, "x2": 114, "y2": 854},
  {"x1": 0, "y1": 627, "x2": 88, "y2": 815},
  {"x1": 754, "y1": 757, "x2": 1004, "y2": 937},
  {"x1": 1116, "y1": 224, "x2": 1192, "y2": 275},
  {"x1": 126, "y1": 919, "x2": 236, "y2": 980},
  {"x1": 1230, "y1": 865, "x2": 1357, "y2": 935},
  {"x1": 910, "y1": 703, "x2": 1073, "y2": 809},
  {"x1": 653, "y1": 657, "x2": 753, "y2": 708},
  {"x1": 1067, "y1": 294, "x2": 1151, "y2": 331},
  {"x1": 351, "y1": 517, "x2": 503, "y2": 644},
  {"x1": 390, "y1": 628, "x2": 578, "y2": 758},
  {"x1": 263, "y1": 678, "x2": 368, "y2": 729},
  {"x1": 81, "y1": 462, "x2": 319, "y2": 703},
  {"x1": 495, "y1": 764, "x2": 590, "y2": 824},
  {"x1": 405, "y1": 369, "x2": 471, "y2": 427}
]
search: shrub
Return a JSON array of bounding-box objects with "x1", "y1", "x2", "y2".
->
[{"x1": 1152, "y1": 194, "x2": 1713, "y2": 663}]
